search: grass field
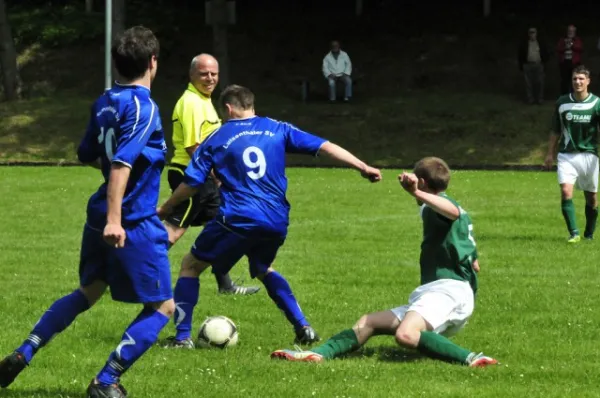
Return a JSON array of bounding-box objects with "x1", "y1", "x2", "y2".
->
[
  {"x1": 1, "y1": 166, "x2": 600, "y2": 398},
  {"x1": 0, "y1": 90, "x2": 553, "y2": 167}
]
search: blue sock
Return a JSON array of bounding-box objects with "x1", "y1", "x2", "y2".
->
[
  {"x1": 262, "y1": 271, "x2": 308, "y2": 331},
  {"x1": 17, "y1": 289, "x2": 89, "y2": 363},
  {"x1": 173, "y1": 277, "x2": 199, "y2": 341},
  {"x1": 96, "y1": 308, "x2": 169, "y2": 386}
]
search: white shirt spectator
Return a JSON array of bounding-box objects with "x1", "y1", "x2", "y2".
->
[{"x1": 322, "y1": 50, "x2": 352, "y2": 78}]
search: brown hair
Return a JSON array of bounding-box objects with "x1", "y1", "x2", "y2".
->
[
  {"x1": 218, "y1": 84, "x2": 255, "y2": 111},
  {"x1": 572, "y1": 65, "x2": 591, "y2": 79},
  {"x1": 111, "y1": 26, "x2": 159, "y2": 81},
  {"x1": 413, "y1": 157, "x2": 451, "y2": 192}
]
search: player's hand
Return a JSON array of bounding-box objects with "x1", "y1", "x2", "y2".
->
[
  {"x1": 472, "y1": 259, "x2": 480, "y2": 273},
  {"x1": 361, "y1": 166, "x2": 382, "y2": 182},
  {"x1": 398, "y1": 172, "x2": 418, "y2": 194},
  {"x1": 543, "y1": 154, "x2": 554, "y2": 171},
  {"x1": 103, "y1": 223, "x2": 126, "y2": 248}
]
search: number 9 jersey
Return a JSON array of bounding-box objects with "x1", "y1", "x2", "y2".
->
[
  {"x1": 77, "y1": 84, "x2": 167, "y2": 230},
  {"x1": 183, "y1": 116, "x2": 327, "y2": 236}
]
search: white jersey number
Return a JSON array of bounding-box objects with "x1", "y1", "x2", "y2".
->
[
  {"x1": 468, "y1": 224, "x2": 476, "y2": 246},
  {"x1": 243, "y1": 146, "x2": 267, "y2": 179},
  {"x1": 98, "y1": 127, "x2": 116, "y2": 161}
]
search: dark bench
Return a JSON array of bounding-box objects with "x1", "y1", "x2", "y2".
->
[{"x1": 290, "y1": 72, "x2": 365, "y2": 102}]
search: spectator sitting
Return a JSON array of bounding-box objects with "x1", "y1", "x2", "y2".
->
[{"x1": 322, "y1": 40, "x2": 352, "y2": 102}]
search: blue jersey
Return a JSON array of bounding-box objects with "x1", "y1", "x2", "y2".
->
[
  {"x1": 184, "y1": 116, "x2": 327, "y2": 235},
  {"x1": 77, "y1": 83, "x2": 167, "y2": 229}
]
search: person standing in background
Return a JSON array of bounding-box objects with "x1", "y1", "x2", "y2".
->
[
  {"x1": 519, "y1": 27, "x2": 548, "y2": 104},
  {"x1": 557, "y1": 25, "x2": 583, "y2": 95}
]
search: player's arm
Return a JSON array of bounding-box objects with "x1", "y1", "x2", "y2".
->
[
  {"x1": 344, "y1": 53, "x2": 352, "y2": 76},
  {"x1": 318, "y1": 142, "x2": 380, "y2": 181},
  {"x1": 399, "y1": 172, "x2": 460, "y2": 220},
  {"x1": 158, "y1": 143, "x2": 213, "y2": 218},
  {"x1": 180, "y1": 101, "x2": 203, "y2": 159},
  {"x1": 105, "y1": 163, "x2": 130, "y2": 247},
  {"x1": 284, "y1": 124, "x2": 381, "y2": 182},
  {"x1": 77, "y1": 107, "x2": 102, "y2": 168},
  {"x1": 544, "y1": 105, "x2": 561, "y2": 170},
  {"x1": 104, "y1": 99, "x2": 157, "y2": 248},
  {"x1": 185, "y1": 144, "x2": 200, "y2": 158}
]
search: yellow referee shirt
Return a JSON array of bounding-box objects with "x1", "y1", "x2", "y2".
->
[{"x1": 170, "y1": 83, "x2": 221, "y2": 166}]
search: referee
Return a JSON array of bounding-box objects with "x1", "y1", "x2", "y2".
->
[{"x1": 165, "y1": 54, "x2": 259, "y2": 295}]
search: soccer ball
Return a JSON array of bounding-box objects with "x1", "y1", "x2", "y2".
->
[{"x1": 197, "y1": 316, "x2": 239, "y2": 349}]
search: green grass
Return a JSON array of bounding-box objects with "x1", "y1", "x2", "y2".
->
[
  {"x1": 0, "y1": 91, "x2": 553, "y2": 167},
  {"x1": 1, "y1": 167, "x2": 599, "y2": 397}
]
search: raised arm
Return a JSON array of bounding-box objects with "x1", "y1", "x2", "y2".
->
[
  {"x1": 318, "y1": 142, "x2": 381, "y2": 182},
  {"x1": 398, "y1": 172, "x2": 460, "y2": 220}
]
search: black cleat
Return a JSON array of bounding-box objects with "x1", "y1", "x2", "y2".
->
[
  {"x1": 86, "y1": 379, "x2": 127, "y2": 398},
  {"x1": 162, "y1": 336, "x2": 195, "y2": 349},
  {"x1": 219, "y1": 284, "x2": 260, "y2": 296},
  {"x1": 0, "y1": 352, "x2": 27, "y2": 388},
  {"x1": 294, "y1": 326, "x2": 321, "y2": 345}
]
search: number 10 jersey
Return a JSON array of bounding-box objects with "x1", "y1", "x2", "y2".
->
[{"x1": 77, "y1": 83, "x2": 167, "y2": 230}]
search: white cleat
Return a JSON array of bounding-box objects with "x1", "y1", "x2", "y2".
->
[{"x1": 270, "y1": 348, "x2": 323, "y2": 362}]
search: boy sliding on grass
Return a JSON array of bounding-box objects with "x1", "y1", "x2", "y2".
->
[{"x1": 271, "y1": 157, "x2": 498, "y2": 367}]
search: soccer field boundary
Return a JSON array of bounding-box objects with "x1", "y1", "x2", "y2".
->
[{"x1": 0, "y1": 161, "x2": 552, "y2": 171}]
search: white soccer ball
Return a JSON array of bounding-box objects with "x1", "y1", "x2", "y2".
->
[{"x1": 197, "y1": 316, "x2": 239, "y2": 349}]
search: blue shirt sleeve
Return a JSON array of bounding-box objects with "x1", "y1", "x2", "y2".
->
[
  {"x1": 112, "y1": 97, "x2": 158, "y2": 167},
  {"x1": 183, "y1": 143, "x2": 213, "y2": 188},
  {"x1": 283, "y1": 122, "x2": 328, "y2": 155},
  {"x1": 77, "y1": 107, "x2": 100, "y2": 163}
]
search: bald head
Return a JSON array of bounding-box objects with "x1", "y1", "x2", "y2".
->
[{"x1": 189, "y1": 53, "x2": 219, "y2": 96}]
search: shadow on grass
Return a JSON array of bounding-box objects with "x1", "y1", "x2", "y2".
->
[
  {"x1": 345, "y1": 346, "x2": 424, "y2": 363},
  {"x1": 1, "y1": 387, "x2": 82, "y2": 397},
  {"x1": 477, "y1": 233, "x2": 567, "y2": 243}
]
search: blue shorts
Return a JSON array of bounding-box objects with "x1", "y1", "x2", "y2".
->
[
  {"x1": 191, "y1": 220, "x2": 285, "y2": 278},
  {"x1": 79, "y1": 215, "x2": 173, "y2": 304}
]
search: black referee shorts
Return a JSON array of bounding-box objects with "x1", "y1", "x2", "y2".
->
[{"x1": 165, "y1": 163, "x2": 220, "y2": 229}]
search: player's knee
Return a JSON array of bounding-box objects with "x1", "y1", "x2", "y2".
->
[
  {"x1": 354, "y1": 314, "x2": 371, "y2": 330},
  {"x1": 395, "y1": 327, "x2": 420, "y2": 348},
  {"x1": 560, "y1": 186, "x2": 573, "y2": 200},
  {"x1": 180, "y1": 253, "x2": 209, "y2": 276},
  {"x1": 255, "y1": 267, "x2": 275, "y2": 281},
  {"x1": 150, "y1": 299, "x2": 175, "y2": 317},
  {"x1": 79, "y1": 281, "x2": 107, "y2": 306},
  {"x1": 585, "y1": 194, "x2": 598, "y2": 207}
]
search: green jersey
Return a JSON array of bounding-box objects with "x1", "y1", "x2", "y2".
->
[
  {"x1": 552, "y1": 93, "x2": 600, "y2": 154},
  {"x1": 420, "y1": 193, "x2": 478, "y2": 293}
]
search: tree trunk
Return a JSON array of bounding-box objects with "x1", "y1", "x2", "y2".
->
[
  {"x1": 0, "y1": 0, "x2": 21, "y2": 100},
  {"x1": 483, "y1": 0, "x2": 491, "y2": 17},
  {"x1": 85, "y1": 0, "x2": 93, "y2": 14},
  {"x1": 212, "y1": 0, "x2": 230, "y2": 89},
  {"x1": 355, "y1": 0, "x2": 363, "y2": 16},
  {"x1": 111, "y1": 0, "x2": 126, "y2": 82}
]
